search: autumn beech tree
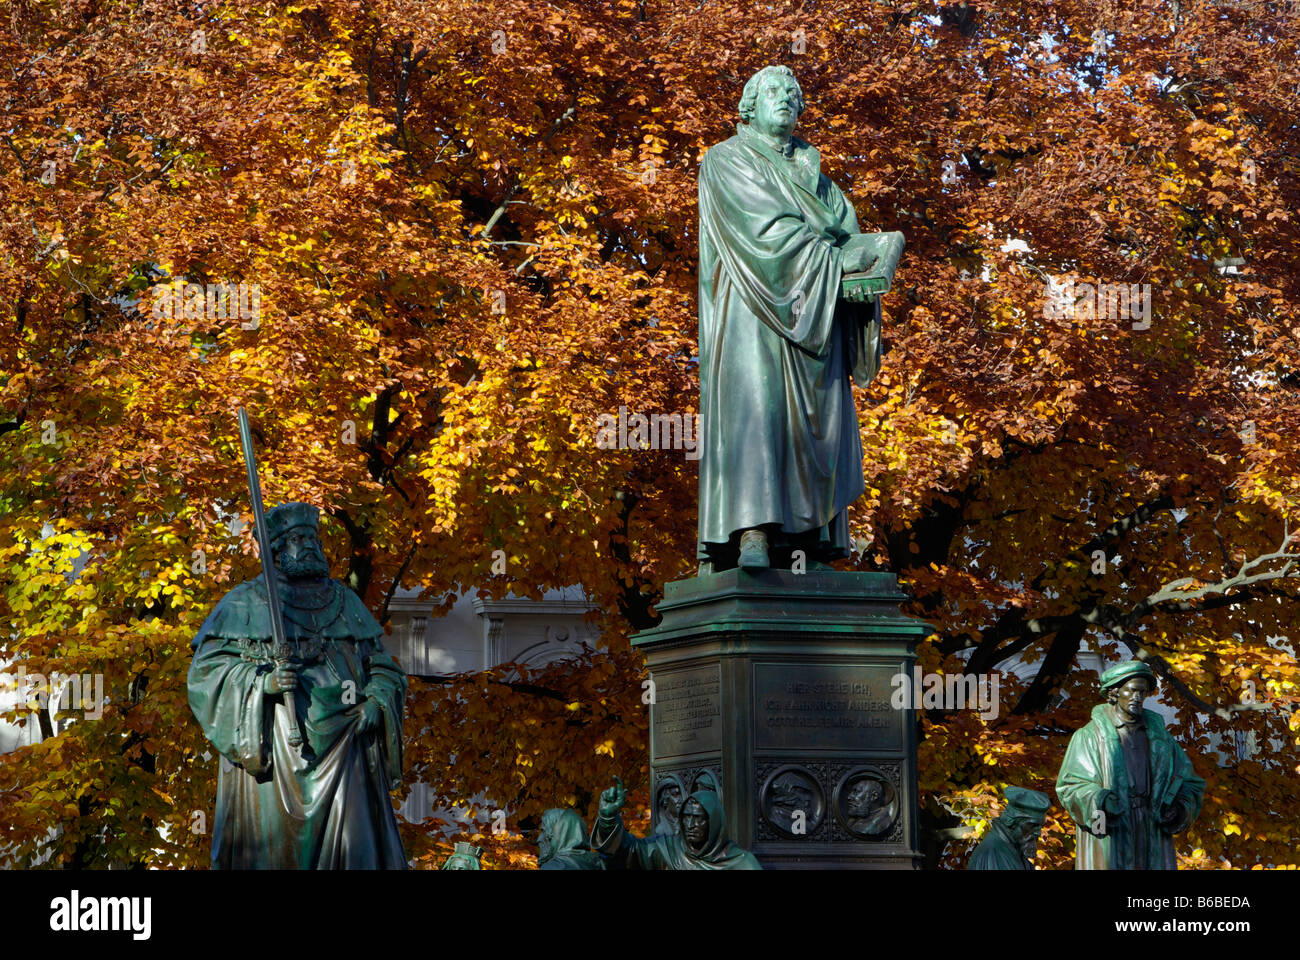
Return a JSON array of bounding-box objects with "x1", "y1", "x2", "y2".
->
[{"x1": 1, "y1": 0, "x2": 1297, "y2": 868}]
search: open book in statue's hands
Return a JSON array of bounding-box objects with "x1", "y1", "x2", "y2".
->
[{"x1": 839, "y1": 230, "x2": 905, "y2": 302}]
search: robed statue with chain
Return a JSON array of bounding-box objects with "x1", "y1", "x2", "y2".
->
[{"x1": 188, "y1": 432, "x2": 408, "y2": 868}]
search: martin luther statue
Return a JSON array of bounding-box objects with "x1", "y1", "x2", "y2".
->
[{"x1": 697, "y1": 64, "x2": 903, "y2": 571}]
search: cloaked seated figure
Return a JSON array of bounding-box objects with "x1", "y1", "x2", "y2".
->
[
  {"x1": 966, "y1": 786, "x2": 1051, "y2": 870},
  {"x1": 537, "y1": 809, "x2": 605, "y2": 870},
  {"x1": 590, "y1": 776, "x2": 761, "y2": 870},
  {"x1": 188, "y1": 503, "x2": 408, "y2": 869}
]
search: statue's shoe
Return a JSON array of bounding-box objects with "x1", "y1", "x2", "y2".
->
[{"x1": 737, "y1": 531, "x2": 770, "y2": 569}]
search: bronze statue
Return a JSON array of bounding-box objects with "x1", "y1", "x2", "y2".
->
[
  {"x1": 691, "y1": 769, "x2": 720, "y2": 795},
  {"x1": 652, "y1": 778, "x2": 684, "y2": 837},
  {"x1": 1056, "y1": 660, "x2": 1205, "y2": 869},
  {"x1": 770, "y1": 771, "x2": 816, "y2": 826},
  {"x1": 591, "y1": 776, "x2": 761, "y2": 869},
  {"x1": 696, "y1": 64, "x2": 903, "y2": 571},
  {"x1": 188, "y1": 502, "x2": 408, "y2": 868},
  {"x1": 966, "y1": 786, "x2": 1050, "y2": 870},
  {"x1": 537, "y1": 809, "x2": 604, "y2": 870},
  {"x1": 442, "y1": 841, "x2": 484, "y2": 870}
]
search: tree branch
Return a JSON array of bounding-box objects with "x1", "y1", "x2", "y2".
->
[
  {"x1": 1117, "y1": 644, "x2": 1274, "y2": 721},
  {"x1": 1128, "y1": 524, "x2": 1298, "y2": 618},
  {"x1": 380, "y1": 541, "x2": 418, "y2": 627},
  {"x1": 412, "y1": 673, "x2": 570, "y2": 703},
  {"x1": 481, "y1": 103, "x2": 577, "y2": 240}
]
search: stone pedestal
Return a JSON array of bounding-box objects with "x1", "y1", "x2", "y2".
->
[{"x1": 632, "y1": 568, "x2": 928, "y2": 869}]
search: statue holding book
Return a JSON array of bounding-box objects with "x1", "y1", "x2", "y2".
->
[{"x1": 696, "y1": 64, "x2": 904, "y2": 572}]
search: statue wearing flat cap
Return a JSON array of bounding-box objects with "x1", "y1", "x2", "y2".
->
[
  {"x1": 188, "y1": 502, "x2": 409, "y2": 868},
  {"x1": 966, "y1": 786, "x2": 1050, "y2": 870},
  {"x1": 1055, "y1": 660, "x2": 1205, "y2": 870}
]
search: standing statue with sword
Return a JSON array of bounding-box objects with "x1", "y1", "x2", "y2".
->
[{"x1": 187, "y1": 409, "x2": 409, "y2": 868}]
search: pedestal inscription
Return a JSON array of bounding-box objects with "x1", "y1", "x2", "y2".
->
[
  {"x1": 753, "y1": 662, "x2": 902, "y2": 751},
  {"x1": 653, "y1": 664, "x2": 722, "y2": 757}
]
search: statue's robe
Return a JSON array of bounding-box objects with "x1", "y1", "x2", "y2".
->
[
  {"x1": 697, "y1": 121, "x2": 882, "y2": 565},
  {"x1": 590, "y1": 790, "x2": 761, "y2": 870},
  {"x1": 966, "y1": 820, "x2": 1030, "y2": 870},
  {"x1": 1056, "y1": 705, "x2": 1205, "y2": 870},
  {"x1": 188, "y1": 575, "x2": 408, "y2": 869},
  {"x1": 538, "y1": 809, "x2": 605, "y2": 870}
]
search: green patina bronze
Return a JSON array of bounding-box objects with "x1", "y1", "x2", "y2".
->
[
  {"x1": 537, "y1": 809, "x2": 605, "y2": 870},
  {"x1": 188, "y1": 502, "x2": 408, "y2": 869},
  {"x1": 632, "y1": 568, "x2": 927, "y2": 868},
  {"x1": 966, "y1": 786, "x2": 1051, "y2": 870},
  {"x1": 696, "y1": 64, "x2": 904, "y2": 571},
  {"x1": 590, "y1": 777, "x2": 761, "y2": 869},
  {"x1": 1055, "y1": 661, "x2": 1206, "y2": 870},
  {"x1": 442, "y1": 841, "x2": 484, "y2": 870}
]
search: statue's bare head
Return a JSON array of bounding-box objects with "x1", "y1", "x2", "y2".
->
[
  {"x1": 847, "y1": 778, "x2": 884, "y2": 815},
  {"x1": 739, "y1": 65, "x2": 805, "y2": 140}
]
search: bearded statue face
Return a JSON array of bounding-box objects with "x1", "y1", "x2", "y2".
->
[
  {"x1": 275, "y1": 526, "x2": 330, "y2": 580},
  {"x1": 1011, "y1": 815, "x2": 1044, "y2": 858},
  {"x1": 847, "y1": 780, "x2": 883, "y2": 816}
]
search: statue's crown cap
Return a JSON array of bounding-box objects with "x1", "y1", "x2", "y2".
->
[
  {"x1": 1099, "y1": 659, "x2": 1157, "y2": 692},
  {"x1": 266, "y1": 502, "x2": 319, "y2": 544},
  {"x1": 1004, "y1": 786, "x2": 1050, "y2": 818}
]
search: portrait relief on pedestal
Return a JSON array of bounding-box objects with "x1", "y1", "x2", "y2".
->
[
  {"x1": 834, "y1": 769, "x2": 899, "y2": 839},
  {"x1": 760, "y1": 765, "x2": 827, "y2": 838}
]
